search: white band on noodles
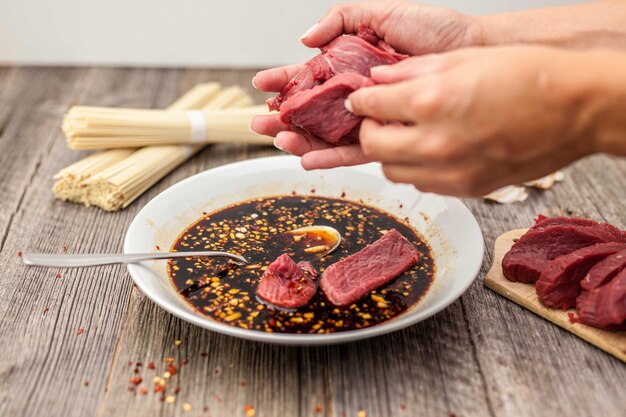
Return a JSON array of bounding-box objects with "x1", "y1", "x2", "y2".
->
[
  {"x1": 181, "y1": 145, "x2": 195, "y2": 159},
  {"x1": 187, "y1": 110, "x2": 207, "y2": 143}
]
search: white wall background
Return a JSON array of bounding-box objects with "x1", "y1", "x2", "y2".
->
[{"x1": 0, "y1": 0, "x2": 585, "y2": 67}]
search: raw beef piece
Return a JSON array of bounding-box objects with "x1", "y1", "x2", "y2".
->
[
  {"x1": 576, "y1": 268, "x2": 626, "y2": 330},
  {"x1": 268, "y1": 24, "x2": 407, "y2": 144},
  {"x1": 530, "y1": 215, "x2": 626, "y2": 240},
  {"x1": 535, "y1": 242, "x2": 626, "y2": 309},
  {"x1": 320, "y1": 229, "x2": 419, "y2": 306},
  {"x1": 256, "y1": 254, "x2": 318, "y2": 309},
  {"x1": 279, "y1": 73, "x2": 375, "y2": 144},
  {"x1": 581, "y1": 249, "x2": 626, "y2": 291},
  {"x1": 502, "y1": 225, "x2": 626, "y2": 284}
]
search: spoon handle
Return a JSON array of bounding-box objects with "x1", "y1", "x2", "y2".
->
[{"x1": 21, "y1": 251, "x2": 247, "y2": 268}]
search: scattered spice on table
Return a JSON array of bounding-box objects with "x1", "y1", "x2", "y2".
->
[
  {"x1": 76, "y1": 327, "x2": 84, "y2": 335},
  {"x1": 83, "y1": 380, "x2": 89, "y2": 387},
  {"x1": 55, "y1": 273, "x2": 62, "y2": 279},
  {"x1": 139, "y1": 386, "x2": 148, "y2": 395},
  {"x1": 244, "y1": 405, "x2": 255, "y2": 416},
  {"x1": 182, "y1": 402, "x2": 192, "y2": 411},
  {"x1": 239, "y1": 380, "x2": 247, "y2": 386},
  {"x1": 42, "y1": 307, "x2": 49, "y2": 315},
  {"x1": 174, "y1": 339, "x2": 182, "y2": 346},
  {"x1": 129, "y1": 377, "x2": 142, "y2": 385},
  {"x1": 147, "y1": 361, "x2": 155, "y2": 369},
  {"x1": 314, "y1": 405, "x2": 322, "y2": 413},
  {"x1": 17, "y1": 251, "x2": 22, "y2": 257},
  {"x1": 357, "y1": 411, "x2": 367, "y2": 417}
]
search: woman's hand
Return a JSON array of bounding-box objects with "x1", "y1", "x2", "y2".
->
[
  {"x1": 251, "y1": 0, "x2": 482, "y2": 169},
  {"x1": 346, "y1": 46, "x2": 612, "y2": 196}
]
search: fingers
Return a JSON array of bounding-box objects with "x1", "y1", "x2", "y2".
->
[
  {"x1": 370, "y1": 54, "x2": 449, "y2": 84},
  {"x1": 346, "y1": 80, "x2": 421, "y2": 122},
  {"x1": 300, "y1": 3, "x2": 367, "y2": 47},
  {"x1": 250, "y1": 114, "x2": 288, "y2": 137},
  {"x1": 359, "y1": 119, "x2": 473, "y2": 163},
  {"x1": 301, "y1": 145, "x2": 374, "y2": 170},
  {"x1": 253, "y1": 64, "x2": 305, "y2": 92},
  {"x1": 274, "y1": 131, "x2": 334, "y2": 156}
]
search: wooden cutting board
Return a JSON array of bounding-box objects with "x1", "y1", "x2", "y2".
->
[{"x1": 484, "y1": 228, "x2": 626, "y2": 363}]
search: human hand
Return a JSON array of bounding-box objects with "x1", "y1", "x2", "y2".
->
[
  {"x1": 251, "y1": 0, "x2": 482, "y2": 169},
  {"x1": 346, "y1": 46, "x2": 601, "y2": 196}
]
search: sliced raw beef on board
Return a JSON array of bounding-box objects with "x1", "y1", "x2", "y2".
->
[
  {"x1": 502, "y1": 225, "x2": 626, "y2": 284},
  {"x1": 279, "y1": 73, "x2": 375, "y2": 144},
  {"x1": 576, "y1": 268, "x2": 626, "y2": 330},
  {"x1": 530, "y1": 215, "x2": 626, "y2": 240},
  {"x1": 535, "y1": 242, "x2": 626, "y2": 309},
  {"x1": 268, "y1": 24, "x2": 407, "y2": 144},
  {"x1": 321, "y1": 229, "x2": 419, "y2": 306},
  {"x1": 256, "y1": 254, "x2": 318, "y2": 309},
  {"x1": 581, "y1": 249, "x2": 626, "y2": 291}
]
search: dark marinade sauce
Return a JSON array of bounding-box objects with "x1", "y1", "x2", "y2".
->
[{"x1": 168, "y1": 195, "x2": 435, "y2": 334}]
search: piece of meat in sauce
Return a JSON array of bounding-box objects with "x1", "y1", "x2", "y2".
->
[
  {"x1": 581, "y1": 249, "x2": 626, "y2": 291},
  {"x1": 268, "y1": 24, "x2": 407, "y2": 145},
  {"x1": 535, "y1": 242, "x2": 626, "y2": 309},
  {"x1": 256, "y1": 254, "x2": 318, "y2": 309},
  {"x1": 502, "y1": 223, "x2": 626, "y2": 284},
  {"x1": 576, "y1": 268, "x2": 626, "y2": 330},
  {"x1": 321, "y1": 229, "x2": 419, "y2": 307}
]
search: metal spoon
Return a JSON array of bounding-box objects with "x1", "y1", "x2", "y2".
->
[
  {"x1": 287, "y1": 225, "x2": 342, "y2": 257},
  {"x1": 21, "y1": 251, "x2": 248, "y2": 268}
]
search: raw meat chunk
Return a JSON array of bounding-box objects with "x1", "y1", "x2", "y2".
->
[{"x1": 257, "y1": 254, "x2": 318, "y2": 309}]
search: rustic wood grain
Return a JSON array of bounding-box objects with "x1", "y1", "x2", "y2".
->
[
  {"x1": 0, "y1": 67, "x2": 624, "y2": 417},
  {"x1": 484, "y1": 228, "x2": 626, "y2": 362}
]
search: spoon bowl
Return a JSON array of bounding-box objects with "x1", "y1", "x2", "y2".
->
[{"x1": 287, "y1": 225, "x2": 342, "y2": 257}]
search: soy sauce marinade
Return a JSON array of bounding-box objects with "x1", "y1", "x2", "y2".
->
[{"x1": 168, "y1": 195, "x2": 435, "y2": 334}]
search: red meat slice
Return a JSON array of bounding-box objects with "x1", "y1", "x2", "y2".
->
[
  {"x1": 581, "y1": 249, "x2": 626, "y2": 291},
  {"x1": 502, "y1": 225, "x2": 626, "y2": 284},
  {"x1": 279, "y1": 73, "x2": 375, "y2": 144},
  {"x1": 256, "y1": 254, "x2": 318, "y2": 309},
  {"x1": 267, "y1": 24, "x2": 407, "y2": 144},
  {"x1": 576, "y1": 268, "x2": 626, "y2": 330},
  {"x1": 531, "y1": 215, "x2": 626, "y2": 240},
  {"x1": 535, "y1": 242, "x2": 626, "y2": 309},
  {"x1": 320, "y1": 229, "x2": 419, "y2": 306}
]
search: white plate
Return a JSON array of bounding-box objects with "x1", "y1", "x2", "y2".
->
[{"x1": 125, "y1": 156, "x2": 484, "y2": 345}]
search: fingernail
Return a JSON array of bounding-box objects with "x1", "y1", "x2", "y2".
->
[
  {"x1": 300, "y1": 23, "x2": 319, "y2": 40},
  {"x1": 274, "y1": 137, "x2": 285, "y2": 151},
  {"x1": 344, "y1": 99, "x2": 354, "y2": 113},
  {"x1": 371, "y1": 65, "x2": 390, "y2": 74},
  {"x1": 251, "y1": 76, "x2": 258, "y2": 89}
]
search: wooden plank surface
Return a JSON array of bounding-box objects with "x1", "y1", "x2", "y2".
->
[
  {"x1": 0, "y1": 67, "x2": 624, "y2": 417},
  {"x1": 484, "y1": 228, "x2": 626, "y2": 362}
]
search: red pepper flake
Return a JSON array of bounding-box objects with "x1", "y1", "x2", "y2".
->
[
  {"x1": 173, "y1": 386, "x2": 181, "y2": 394},
  {"x1": 155, "y1": 245, "x2": 161, "y2": 251},
  {"x1": 310, "y1": 188, "x2": 316, "y2": 194},
  {"x1": 159, "y1": 395, "x2": 166, "y2": 402},
  {"x1": 133, "y1": 368, "x2": 140, "y2": 374},
  {"x1": 239, "y1": 380, "x2": 247, "y2": 387},
  {"x1": 200, "y1": 352, "x2": 208, "y2": 357},
  {"x1": 128, "y1": 361, "x2": 133, "y2": 367},
  {"x1": 213, "y1": 367, "x2": 221, "y2": 376},
  {"x1": 129, "y1": 377, "x2": 143, "y2": 385},
  {"x1": 203, "y1": 405, "x2": 209, "y2": 412},
  {"x1": 400, "y1": 404, "x2": 407, "y2": 410},
  {"x1": 43, "y1": 307, "x2": 49, "y2": 315},
  {"x1": 136, "y1": 362, "x2": 143, "y2": 367},
  {"x1": 147, "y1": 361, "x2": 155, "y2": 370},
  {"x1": 84, "y1": 380, "x2": 90, "y2": 387},
  {"x1": 341, "y1": 192, "x2": 346, "y2": 198},
  {"x1": 166, "y1": 357, "x2": 175, "y2": 363},
  {"x1": 17, "y1": 251, "x2": 23, "y2": 257},
  {"x1": 154, "y1": 384, "x2": 166, "y2": 394},
  {"x1": 139, "y1": 386, "x2": 148, "y2": 395},
  {"x1": 567, "y1": 312, "x2": 582, "y2": 324},
  {"x1": 166, "y1": 364, "x2": 177, "y2": 376},
  {"x1": 314, "y1": 405, "x2": 322, "y2": 413},
  {"x1": 399, "y1": 204, "x2": 404, "y2": 208},
  {"x1": 449, "y1": 414, "x2": 457, "y2": 417},
  {"x1": 76, "y1": 327, "x2": 84, "y2": 335},
  {"x1": 55, "y1": 273, "x2": 62, "y2": 279},
  {"x1": 215, "y1": 395, "x2": 222, "y2": 402},
  {"x1": 244, "y1": 405, "x2": 255, "y2": 416},
  {"x1": 63, "y1": 245, "x2": 68, "y2": 253},
  {"x1": 128, "y1": 386, "x2": 136, "y2": 393},
  {"x1": 180, "y1": 358, "x2": 189, "y2": 366}
]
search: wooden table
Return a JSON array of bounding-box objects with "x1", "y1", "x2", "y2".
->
[{"x1": 0, "y1": 67, "x2": 624, "y2": 417}]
